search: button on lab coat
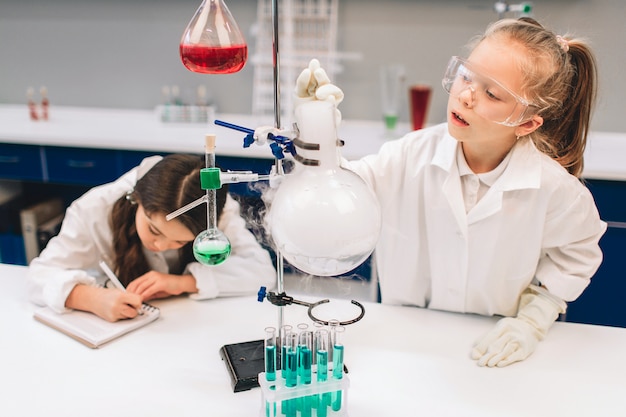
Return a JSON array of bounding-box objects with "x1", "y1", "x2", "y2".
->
[
  {"x1": 347, "y1": 123, "x2": 606, "y2": 317},
  {"x1": 27, "y1": 156, "x2": 276, "y2": 313}
]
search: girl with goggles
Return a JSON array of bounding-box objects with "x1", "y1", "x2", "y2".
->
[{"x1": 343, "y1": 17, "x2": 605, "y2": 368}]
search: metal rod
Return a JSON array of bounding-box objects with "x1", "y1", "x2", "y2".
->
[{"x1": 271, "y1": 0, "x2": 285, "y2": 339}]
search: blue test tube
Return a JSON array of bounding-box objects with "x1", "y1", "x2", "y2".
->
[
  {"x1": 331, "y1": 326, "x2": 345, "y2": 412},
  {"x1": 265, "y1": 327, "x2": 277, "y2": 381},
  {"x1": 285, "y1": 332, "x2": 298, "y2": 387},
  {"x1": 280, "y1": 325, "x2": 293, "y2": 379},
  {"x1": 296, "y1": 323, "x2": 309, "y2": 377},
  {"x1": 285, "y1": 332, "x2": 298, "y2": 417},
  {"x1": 293, "y1": 323, "x2": 310, "y2": 413},
  {"x1": 315, "y1": 329, "x2": 330, "y2": 417},
  {"x1": 299, "y1": 331, "x2": 313, "y2": 385},
  {"x1": 299, "y1": 331, "x2": 313, "y2": 417},
  {"x1": 265, "y1": 327, "x2": 277, "y2": 417}
]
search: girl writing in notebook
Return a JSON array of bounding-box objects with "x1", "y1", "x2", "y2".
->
[
  {"x1": 281, "y1": 18, "x2": 605, "y2": 367},
  {"x1": 28, "y1": 154, "x2": 276, "y2": 322}
]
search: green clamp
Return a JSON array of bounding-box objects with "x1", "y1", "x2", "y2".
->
[{"x1": 200, "y1": 167, "x2": 222, "y2": 190}]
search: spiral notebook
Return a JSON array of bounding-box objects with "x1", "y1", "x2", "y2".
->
[{"x1": 34, "y1": 303, "x2": 160, "y2": 348}]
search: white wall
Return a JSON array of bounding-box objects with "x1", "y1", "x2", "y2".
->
[{"x1": 1, "y1": 0, "x2": 624, "y2": 132}]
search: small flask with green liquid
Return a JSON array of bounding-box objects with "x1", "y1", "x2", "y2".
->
[{"x1": 192, "y1": 134, "x2": 232, "y2": 266}]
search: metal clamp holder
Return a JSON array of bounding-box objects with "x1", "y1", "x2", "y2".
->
[{"x1": 257, "y1": 286, "x2": 365, "y2": 326}]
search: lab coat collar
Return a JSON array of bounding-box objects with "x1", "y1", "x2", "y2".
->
[
  {"x1": 432, "y1": 133, "x2": 541, "y2": 193},
  {"x1": 432, "y1": 132, "x2": 542, "y2": 230}
]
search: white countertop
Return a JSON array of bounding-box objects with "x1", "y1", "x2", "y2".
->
[
  {"x1": 1, "y1": 104, "x2": 624, "y2": 180},
  {"x1": 2, "y1": 263, "x2": 626, "y2": 417},
  {"x1": 0, "y1": 104, "x2": 398, "y2": 162}
]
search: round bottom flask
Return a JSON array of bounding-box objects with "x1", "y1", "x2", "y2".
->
[
  {"x1": 268, "y1": 100, "x2": 381, "y2": 276},
  {"x1": 193, "y1": 228, "x2": 231, "y2": 265}
]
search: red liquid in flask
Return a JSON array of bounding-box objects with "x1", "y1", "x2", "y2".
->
[{"x1": 180, "y1": 44, "x2": 248, "y2": 74}]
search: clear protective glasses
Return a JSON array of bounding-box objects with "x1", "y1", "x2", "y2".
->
[{"x1": 442, "y1": 56, "x2": 540, "y2": 126}]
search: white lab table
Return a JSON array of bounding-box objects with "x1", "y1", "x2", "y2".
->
[{"x1": 2, "y1": 263, "x2": 625, "y2": 417}]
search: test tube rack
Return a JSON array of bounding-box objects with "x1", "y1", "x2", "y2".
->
[{"x1": 258, "y1": 371, "x2": 350, "y2": 417}]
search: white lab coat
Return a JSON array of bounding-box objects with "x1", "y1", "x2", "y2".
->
[
  {"x1": 28, "y1": 156, "x2": 276, "y2": 313},
  {"x1": 346, "y1": 123, "x2": 606, "y2": 317}
]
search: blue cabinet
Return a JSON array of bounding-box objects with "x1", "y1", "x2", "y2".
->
[
  {"x1": 565, "y1": 179, "x2": 626, "y2": 328},
  {"x1": 0, "y1": 143, "x2": 44, "y2": 181},
  {"x1": 45, "y1": 146, "x2": 119, "y2": 185}
]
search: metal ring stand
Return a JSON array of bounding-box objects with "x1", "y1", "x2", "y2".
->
[{"x1": 259, "y1": 287, "x2": 366, "y2": 327}]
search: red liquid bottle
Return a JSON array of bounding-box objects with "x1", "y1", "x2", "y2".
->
[
  {"x1": 180, "y1": 44, "x2": 247, "y2": 74},
  {"x1": 180, "y1": 0, "x2": 248, "y2": 75}
]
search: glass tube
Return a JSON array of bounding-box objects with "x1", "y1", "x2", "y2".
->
[
  {"x1": 327, "y1": 319, "x2": 339, "y2": 362},
  {"x1": 265, "y1": 327, "x2": 277, "y2": 417},
  {"x1": 299, "y1": 330, "x2": 313, "y2": 417},
  {"x1": 280, "y1": 324, "x2": 293, "y2": 379},
  {"x1": 296, "y1": 323, "x2": 309, "y2": 379},
  {"x1": 192, "y1": 134, "x2": 231, "y2": 265},
  {"x1": 285, "y1": 333, "x2": 298, "y2": 388},
  {"x1": 298, "y1": 331, "x2": 313, "y2": 385},
  {"x1": 331, "y1": 326, "x2": 345, "y2": 412},
  {"x1": 315, "y1": 329, "x2": 330, "y2": 417},
  {"x1": 264, "y1": 327, "x2": 277, "y2": 382}
]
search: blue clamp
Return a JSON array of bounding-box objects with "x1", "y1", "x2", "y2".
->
[
  {"x1": 269, "y1": 142, "x2": 285, "y2": 159},
  {"x1": 257, "y1": 286, "x2": 267, "y2": 302},
  {"x1": 243, "y1": 133, "x2": 255, "y2": 148},
  {"x1": 214, "y1": 119, "x2": 297, "y2": 160}
]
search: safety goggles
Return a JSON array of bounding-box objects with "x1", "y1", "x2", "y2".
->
[{"x1": 442, "y1": 56, "x2": 540, "y2": 126}]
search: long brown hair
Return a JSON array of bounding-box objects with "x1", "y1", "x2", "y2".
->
[
  {"x1": 474, "y1": 17, "x2": 598, "y2": 177},
  {"x1": 109, "y1": 154, "x2": 228, "y2": 286}
]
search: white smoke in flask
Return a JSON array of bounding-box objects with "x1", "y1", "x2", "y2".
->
[{"x1": 267, "y1": 100, "x2": 382, "y2": 277}]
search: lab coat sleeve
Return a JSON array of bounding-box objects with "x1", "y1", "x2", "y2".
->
[
  {"x1": 187, "y1": 195, "x2": 276, "y2": 300},
  {"x1": 535, "y1": 182, "x2": 607, "y2": 302},
  {"x1": 27, "y1": 205, "x2": 102, "y2": 314},
  {"x1": 26, "y1": 156, "x2": 159, "y2": 313}
]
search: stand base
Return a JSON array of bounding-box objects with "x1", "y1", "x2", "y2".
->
[{"x1": 220, "y1": 339, "x2": 266, "y2": 392}]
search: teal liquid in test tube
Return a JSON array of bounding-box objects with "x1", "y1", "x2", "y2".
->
[
  {"x1": 285, "y1": 333, "x2": 298, "y2": 417},
  {"x1": 331, "y1": 326, "x2": 346, "y2": 412},
  {"x1": 280, "y1": 325, "x2": 293, "y2": 379},
  {"x1": 296, "y1": 323, "x2": 309, "y2": 379},
  {"x1": 315, "y1": 329, "x2": 330, "y2": 417},
  {"x1": 299, "y1": 331, "x2": 313, "y2": 417},
  {"x1": 279, "y1": 325, "x2": 292, "y2": 416},
  {"x1": 265, "y1": 327, "x2": 277, "y2": 381},
  {"x1": 286, "y1": 332, "x2": 298, "y2": 387},
  {"x1": 264, "y1": 327, "x2": 277, "y2": 417}
]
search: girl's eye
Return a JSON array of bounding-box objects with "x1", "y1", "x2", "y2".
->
[
  {"x1": 483, "y1": 86, "x2": 504, "y2": 101},
  {"x1": 458, "y1": 67, "x2": 473, "y2": 83},
  {"x1": 486, "y1": 89, "x2": 499, "y2": 100},
  {"x1": 149, "y1": 226, "x2": 161, "y2": 236}
]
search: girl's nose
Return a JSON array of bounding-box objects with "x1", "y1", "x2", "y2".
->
[
  {"x1": 458, "y1": 85, "x2": 475, "y2": 108},
  {"x1": 153, "y1": 238, "x2": 172, "y2": 252}
]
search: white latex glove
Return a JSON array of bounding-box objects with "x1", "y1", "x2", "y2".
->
[
  {"x1": 294, "y1": 59, "x2": 344, "y2": 126},
  {"x1": 471, "y1": 285, "x2": 567, "y2": 367}
]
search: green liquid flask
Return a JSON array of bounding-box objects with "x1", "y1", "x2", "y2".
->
[
  {"x1": 193, "y1": 229, "x2": 231, "y2": 265},
  {"x1": 192, "y1": 134, "x2": 232, "y2": 266}
]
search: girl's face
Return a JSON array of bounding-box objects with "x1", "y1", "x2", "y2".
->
[
  {"x1": 446, "y1": 37, "x2": 535, "y2": 148},
  {"x1": 135, "y1": 204, "x2": 196, "y2": 252}
]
